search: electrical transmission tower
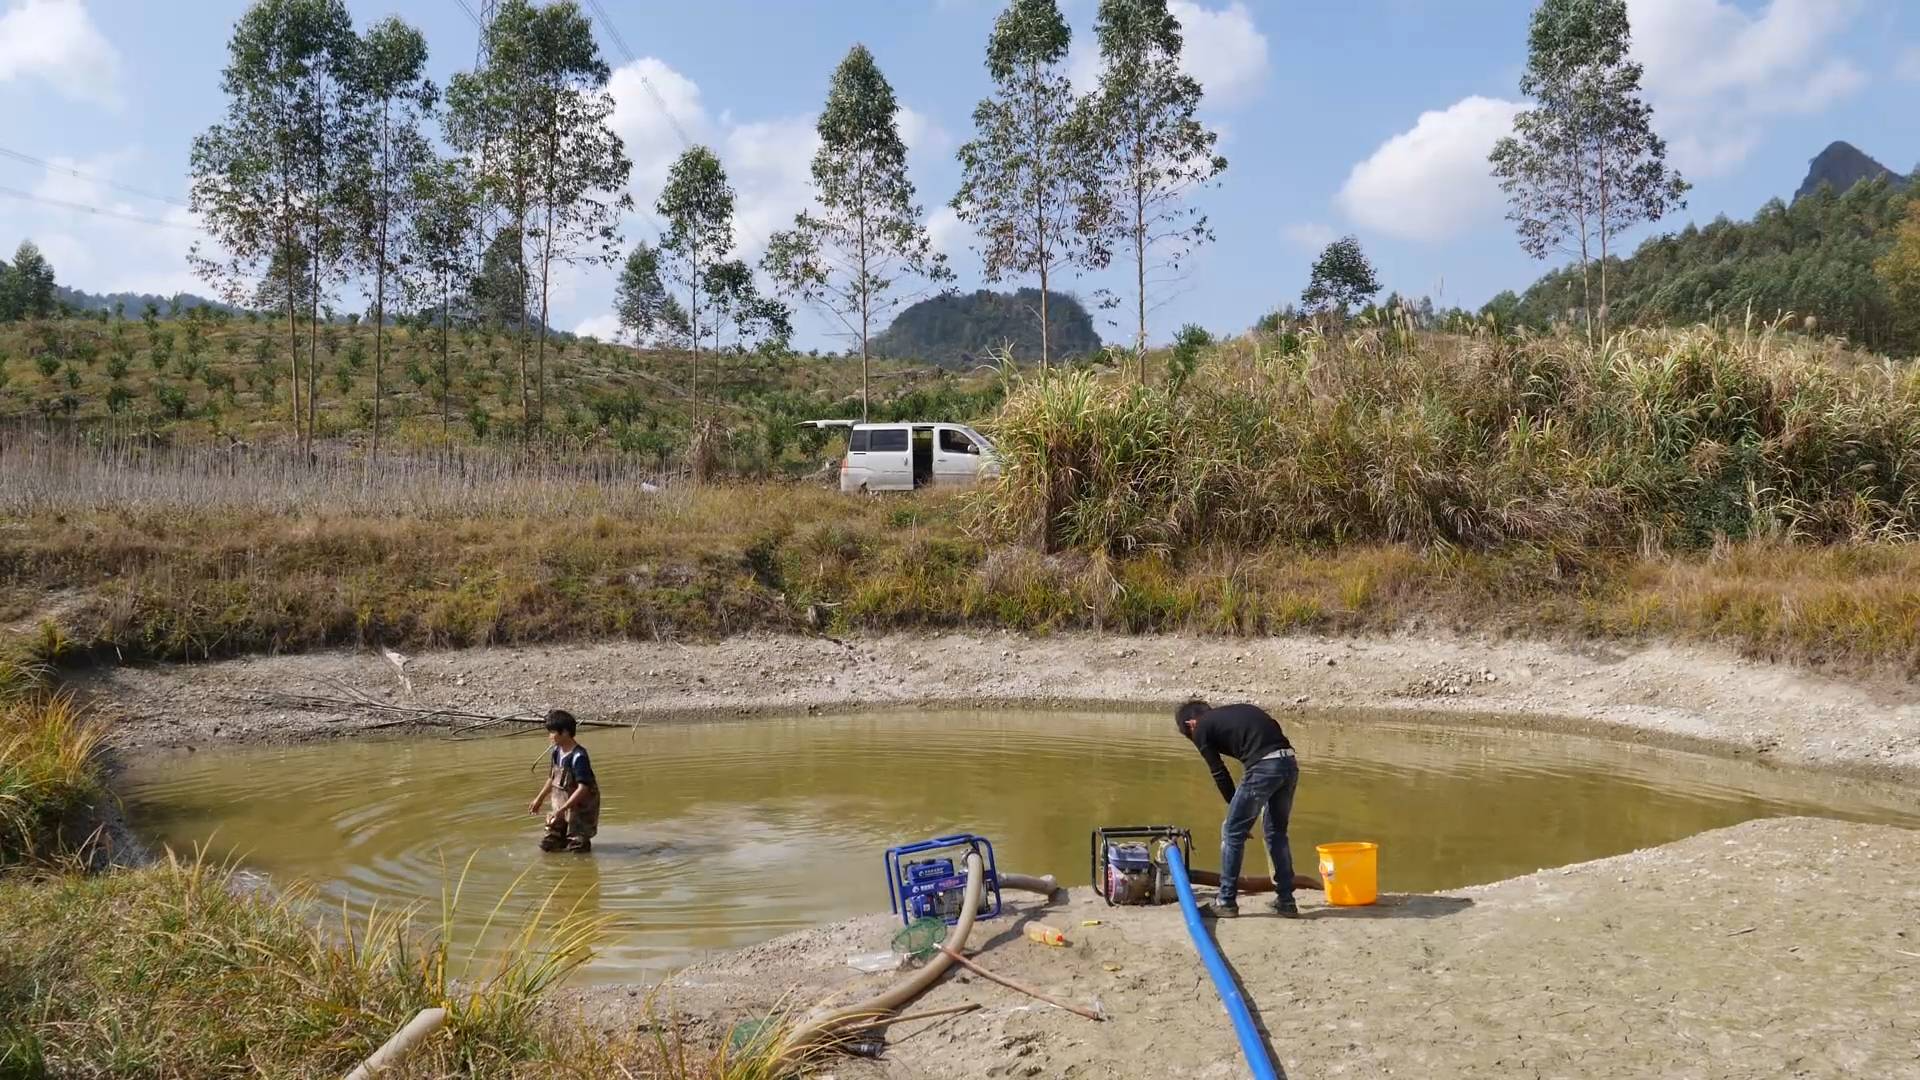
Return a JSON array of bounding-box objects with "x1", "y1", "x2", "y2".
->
[{"x1": 475, "y1": 0, "x2": 498, "y2": 68}]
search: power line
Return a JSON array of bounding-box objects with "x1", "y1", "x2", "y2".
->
[
  {"x1": 0, "y1": 146, "x2": 190, "y2": 208},
  {"x1": 0, "y1": 184, "x2": 205, "y2": 232},
  {"x1": 582, "y1": 0, "x2": 693, "y2": 151}
]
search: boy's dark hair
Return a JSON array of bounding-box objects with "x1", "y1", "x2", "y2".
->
[
  {"x1": 1174, "y1": 699, "x2": 1210, "y2": 737},
  {"x1": 544, "y1": 709, "x2": 577, "y2": 737}
]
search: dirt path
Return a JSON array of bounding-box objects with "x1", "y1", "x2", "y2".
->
[
  {"x1": 87, "y1": 630, "x2": 1920, "y2": 782},
  {"x1": 581, "y1": 817, "x2": 1919, "y2": 1079}
]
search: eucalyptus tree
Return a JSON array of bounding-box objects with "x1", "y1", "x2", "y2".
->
[
  {"x1": 1079, "y1": 0, "x2": 1224, "y2": 378},
  {"x1": 350, "y1": 15, "x2": 435, "y2": 463},
  {"x1": 656, "y1": 145, "x2": 736, "y2": 432},
  {"x1": 1489, "y1": 0, "x2": 1687, "y2": 336},
  {"x1": 705, "y1": 258, "x2": 792, "y2": 367},
  {"x1": 952, "y1": 0, "x2": 1100, "y2": 368},
  {"x1": 763, "y1": 44, "x2": 950, "y2": 419},
  {"x1": 614, "y1": 240, "x2": 687, "y2": 349},
  {"x1": 445, "y1": 0, "x2": 629, "y2": 437},
  {"x1": 403, "y1": 155, "x2": 481, "y2": 445},
  {"x1": 190, "y1": 0, "x2": 366, "y2": 453}
]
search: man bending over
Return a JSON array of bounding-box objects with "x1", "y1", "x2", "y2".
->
[{"x1": 1176, "y1": 699, "x2": 1299, "y2": 918}]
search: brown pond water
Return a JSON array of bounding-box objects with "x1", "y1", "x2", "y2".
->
[{"x1": 121, "y1": 708, "x2": 1920, "y2": 983}]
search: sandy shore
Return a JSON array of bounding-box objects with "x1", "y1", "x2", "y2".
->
[
  {"x1": 86, "y1": 629, "x2": 1920, "y2": 783},
  {"x1": 586, "y1": 817, "x2": 1920, "y2": 1079}
]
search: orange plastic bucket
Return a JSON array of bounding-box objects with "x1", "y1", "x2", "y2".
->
[{"x1": 1316, "y1": 842, "x2": 1378, "y2": 906}]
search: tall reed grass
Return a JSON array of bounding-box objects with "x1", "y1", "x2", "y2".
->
[{"x1": 981, "y1": 322, "x2": 1920, "y2": 553}]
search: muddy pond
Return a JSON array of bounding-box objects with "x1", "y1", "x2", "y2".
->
[{"x1": 122, "y1": 708, "x2": 1920, "y2": 983}]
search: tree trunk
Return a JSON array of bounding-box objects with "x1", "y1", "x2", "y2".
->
[
  {"x1": 284, "y1": 227, "x2": 303, "y2": 447},
  {"x1": 372, "y1": 102, "x2": 389, "y2": 469},
  {"x1": 689, "y1": 237, "x2": 701, "y2": 478},
  {"x1": 514, "y1": 204, "x2": 531, "y2": 444},
  {"x1": 1596, "y1": 140, "x2": 1610, "y2": 339},
  {"x1": 1032, "y1": 60, "x2": 1050, "y2": 369},
  {"x1": 857, "y1": 195, "x2": 870, "y2": 422},
  {"x1": 1569, "y1": 144, "x2": 1593, "y2": 342},
  {"x1": 439, "y1": 286, "x2": 451, "y2": 449},
  {"x1": 1135, "y1": 175, "x2": 1147, "y2": 383},
  {"x1": 308, "y1": 197, "x2": 322, "y2": 461},
  {"x1": 535, "y1": 197, "x2": 555, "y2": 434}
]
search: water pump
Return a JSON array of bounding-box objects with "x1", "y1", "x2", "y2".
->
[
  {"x1": 884, "y1": 833, "x2": 1002, "y2": 927},
  {"x1": 1091, "y1": 825, "x2": 1191, "y2": 906}
]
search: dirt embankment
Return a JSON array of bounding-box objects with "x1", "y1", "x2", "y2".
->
[
  {"x1": 87, "y1": 630, "x2": 1920, "y2": 783},
  {"x1": 577, "y1": 817, "x2": 1920, "y2": 1079}
]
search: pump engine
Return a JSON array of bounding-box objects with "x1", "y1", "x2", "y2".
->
[{"x1": 1091, "y1": 825, "x2": 1191, "y2": 906}]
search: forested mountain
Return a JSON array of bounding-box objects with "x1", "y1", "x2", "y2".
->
[
  {"x1": 872, "y1": 289, "x2": 1101, "y2": 367},
  {"x1": 1487, "y1": 175, "x2": 1916, "y2": 355},
  {"x1": 1794, "y1": 141, "x2": 1909, "y2": 203},
  {"x1": 53, "y1": 284, "x2": 238, "y2": 318}
]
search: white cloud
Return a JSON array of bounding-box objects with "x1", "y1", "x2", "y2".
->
[
  {"x1": 611, "y1": 58, "x2": 956, "y2": 265},
  {"x1": 609, "y1": 57, "x2": 713, "y2": 206},
  {"x1": 1169, "y1": 1, "x2": 1269, "y2": 107},
  {"x1": 1067, "y1": 1, "x2": 1269, "y2": 109},
  {"x1": 1624, "y1": 0, "x2": 1869, "y2": 176},
  {"x1": 720, "y1": 115, "x2": 820, "y2": 257},
  {"x1": 898, "y1": 106, "x2": 952, "y2": 159},
  {"x1": 573, "y1": 313, "x2": 624, "y2": 342},
  {"x1": 925, "y1": 206, "x2": 966, "y2": 257},
  {"x1": 1899, "y1": 46, "x2": 1920, "y2": 83},
  {"x1": 1282, "y1": 222, "x2": 1337, "y2": 252},
  {"x1": 0, "y1": 0, "x2": 120, "y2": 108},
  {"x1": 1335, "y1": 96, "x2": 1522, "y2": 243}
]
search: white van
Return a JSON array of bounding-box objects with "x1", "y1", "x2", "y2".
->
[{"x1": 802, "y1": 421, "x2": 1000, "y2": 493}]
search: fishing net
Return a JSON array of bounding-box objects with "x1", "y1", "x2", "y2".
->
[
  {"x1": 890, "y1": 916, "x2": 948, "y2": 963},
  {"x1": 727, "y1": 1016, "x2": 780, "y2": 1053}
]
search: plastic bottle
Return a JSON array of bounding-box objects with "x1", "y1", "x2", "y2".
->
[{"x1": 1025, "y1": 923, "x2": 1067, "y2": 947}]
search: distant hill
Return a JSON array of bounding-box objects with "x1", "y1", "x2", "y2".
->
[
  {"x1": 1487, "y1": 172, "x2": 1915, "y2": 355},
  {"x1": 872, "y1": 288, "x2": 1101, "y2": 368},
  {"x1": 54, "y1": 284, "x2": 240, "y2": 317},
  {"x1": 1794, "y1": 141, "x2": 1911, "y2": 202}
]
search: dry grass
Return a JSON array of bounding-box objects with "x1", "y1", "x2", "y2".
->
[
  {"x1": 982, "y1": 320, "x2": 1920, "y2": 553},
  {"x1": 0, "y1": 429, "x2": 671, "y2": 518},
  {"x1": 0, "y1": 685, "x2": 105, "y2": 865},
  {"x1": 5, "y1": 485, "x2": 1920, "y2": 674}
]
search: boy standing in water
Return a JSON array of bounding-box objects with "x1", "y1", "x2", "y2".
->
[{"x1": 529, "y1": 709, "x2": 600, "y2": 853}]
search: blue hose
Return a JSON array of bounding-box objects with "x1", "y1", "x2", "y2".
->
[{"x1": 1165, "y1": 844, "x2": 1280, "y2": 1080}]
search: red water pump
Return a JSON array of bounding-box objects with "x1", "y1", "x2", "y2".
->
[{"x1": 1091, "y1": 825, "x2": 1191, "y2": 906}]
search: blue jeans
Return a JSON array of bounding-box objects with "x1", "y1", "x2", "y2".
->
[{"x1": 1218, "y1": 754, "x2": 1298, "y2": 907}]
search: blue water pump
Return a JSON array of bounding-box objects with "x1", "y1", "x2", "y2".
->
[{"x1": 883, "y1": 833, "x2": 1002, "y2": 927}]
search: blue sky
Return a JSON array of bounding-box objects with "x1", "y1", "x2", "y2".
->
[{"x1": 2, "y1": 0, "x2": 1917, "y2": 349}]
